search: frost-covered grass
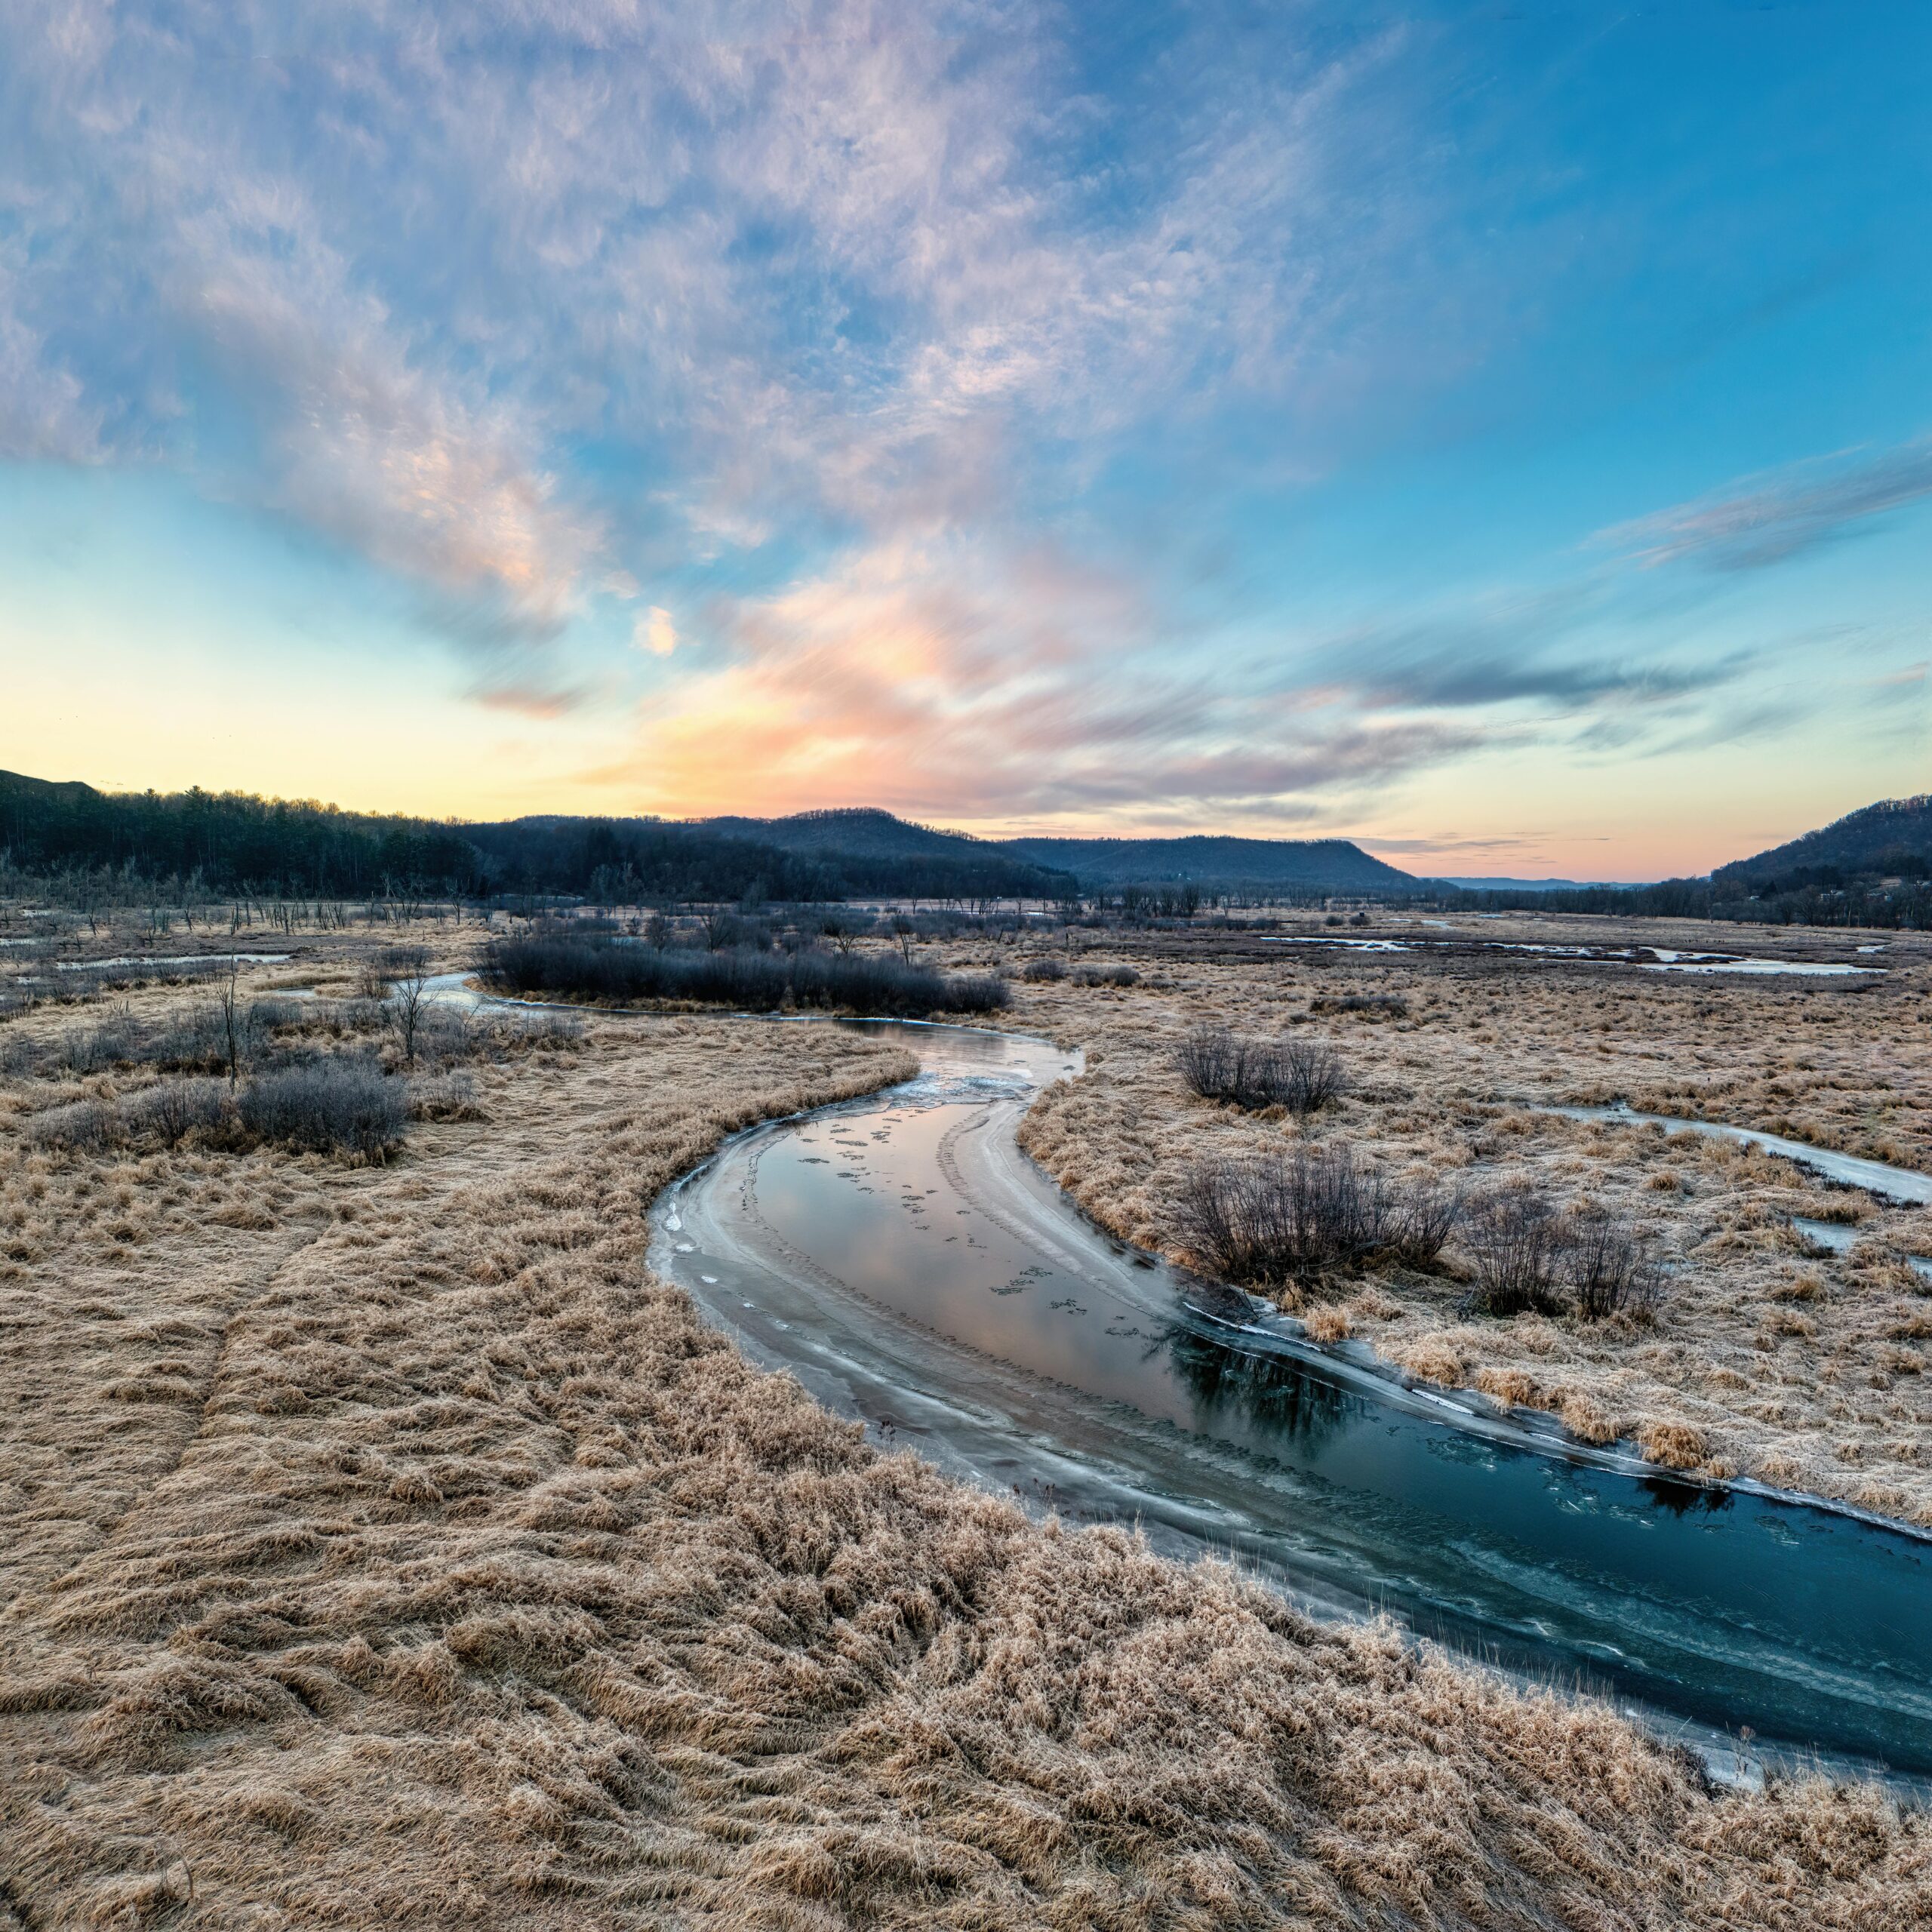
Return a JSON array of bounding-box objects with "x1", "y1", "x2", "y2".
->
[{"x1": 4, "y1": 983, "x2": 1925, "y2": 1927}]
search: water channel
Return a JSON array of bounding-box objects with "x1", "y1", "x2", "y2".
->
[{"x1": 649, "y1": 1020, "x2": 1932, "y2": 1783}]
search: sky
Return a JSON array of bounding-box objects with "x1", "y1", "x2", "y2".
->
[{"x1": 2, "y1": 1, "x2": 1928, "y2": 880}]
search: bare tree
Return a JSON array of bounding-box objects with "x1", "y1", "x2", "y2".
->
[
  {"x1": 386, "y1": 946, "x2": 432, "y2": 1066},
  {"x1": 217, "y1": 958, "x2": 245, "y2": 1088},
  {"x1": 891, "y1": 913, "x2": 915, "y2": 965}
]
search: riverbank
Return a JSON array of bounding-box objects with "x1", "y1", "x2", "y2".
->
[{"x1": 2, "y1": 931, "x2": 1927, "y2": 1925}]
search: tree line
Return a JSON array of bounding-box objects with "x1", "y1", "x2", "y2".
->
[
  {"x1": 1423, "y1": 874, "x2": 1930, "y2": 930},
  {"x1": 0, "y1": 773, "x2": 1072, "y2": 906}
]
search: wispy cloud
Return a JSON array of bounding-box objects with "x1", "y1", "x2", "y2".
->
[
  {"x1": 1295, "y1": 577, "x2": 1756, "y2": 736},
  {"x1": 1603, "y1": 435, "x2": 1932, "y2": 570},
  {"x1": 1361, "y1": 833, "x2": 1581, "y2": 858},
  {"x1": 5, "y1": 1, "x2": 1921, "y2": 847},
  {"x1": 592, "y1": 534, "x2": 1490, "y2": 824},
  {"x1": 0, "y1": 239, "x2": 102, "y2": 462},
  {"x1": 469, "y1": 684, "x2": 586, "y2": 721},
  {"x1": 0, "y1": 0, "x2": 1422, "y2": 657},
  {"x1": 1327, "y1": 632, "x2": 1742, "y2": 712},
  {"x1": 634, "y1": 608, "x2": 678, "y2": 658}
]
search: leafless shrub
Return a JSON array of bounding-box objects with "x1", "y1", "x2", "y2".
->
[
  {"x1": 946, "y1": 973, "x2": 1010, "y2": 1012},
  {"x1": 1074, "y1": 964, "x2": 1138, "y2": 987},
  {"x1": 1178, "y1": 1026, "x2": 1260, "y2": 1106},
  {"x1": 1172, "y1": 1156, "x2": 1271, "y2": 1280},
  {"x1": 1171, "y1": 1145, "x2": 1454, "y2": 1285},
  {"x1": 1389, "y1": 1179, "x2": 1463, "y2": 1266},
  {"x1": 1465, "y1": 1186, "x2": 1567, "y2": 1316},
  {"x1": 1021, "y1": 956, "x2": 1067, "y2": 982},
  {"x1": 309, "y1": 996, "x2": 389, "y2": 1038},
  {"x1": 400, "y1": 1002, "x2": 584, "y2": 1070},
  {"x1": 146, "y1": 1005, "x2": 229, "y2": 1069},
  {"x1": 494, "y1": 1007, "x2": 584, "y2": 1051},
  {"x1": 122, "y1": 1078, "x2": 232, "y2": 1147},
  {"x1": 487, "y1": 934, "x2": 1006, "y2": 1016},
  {"x1": 1177, "y1": 1026, "x2": 1344, "y2": 1115},
  {"x1": 58, "y1": 1010, "x2": 139, "y2": 1074},
  {"x1": 1280, "y1": 1039, "x2": 1346, "y2": 1112},
  {"x1": 238, "y1": 1058, "x2": 407, "y2": 1160},
  {"x1": 414, "y1": 1004, "x2": 474, "y2": 1067},
  {"x1": 1565, "y1": 1205, "x2": 1664, "y2": 1322},
  {"x1": 19, "y1": 997, "x2": 309, "y2": 1086}
]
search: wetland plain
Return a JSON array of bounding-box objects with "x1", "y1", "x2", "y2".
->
[{"x1": 2, "y1": 904, "x2": 1927, "y2": 1928}]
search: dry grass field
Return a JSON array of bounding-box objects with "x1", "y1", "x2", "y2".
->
[
  {"x1": 2, "y1": 927, "x2": 1929, "y2": 1928},
  {"x1": 1003, "y1": 914, "x2": 1932, "y2": 1527}
]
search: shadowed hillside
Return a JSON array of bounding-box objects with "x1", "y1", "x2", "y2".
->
[
  {"x1": 707, "y1": 811, "x2": 1421, "y2": 897},
  {"x1": 0, "y1": 776, "x2": 1070, "y2": 904},
  {"x1": 1428, "y1": 795, "x2": 1932, "y2": 930},
  {"x1": 692, "y1": 808, "x2": 1073, "y2": 898},
  {"x1": 701, "y1": 807, "x2": 992, "y2": 863},
  {"x1": 1001, "y1": 832, "x2": 1418, "y2": 894},
  {"x1": 1713, "y1": 795, "x2": 1932, "y2": 893},
  {"x1": 0, "y1": 769, "x2": 483, "y2": 897},
  {"x1": 0, "y1": 773, "x2": 1414, "y2": 904}
]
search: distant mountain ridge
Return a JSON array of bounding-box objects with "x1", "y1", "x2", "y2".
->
[
  {"x1": 697, "y1": 810, "x2": 1417, "y2": 894},
  {"x1": 998, "y1": 832, "x2": 1414, "y2": 893},
  {"x1": 11, "y1": 764, "x2": 1930, "y2": 919},
  {"x1": 0, "y1": 768, "x2": 1421, "y2": 898},
  {"x1": 698, "y1": 808, "x2": 1001, "y2": 865}
]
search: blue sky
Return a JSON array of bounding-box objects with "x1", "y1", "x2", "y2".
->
[{"x1": 2, "y1": 0, "x2": 1927, "y2": 877}]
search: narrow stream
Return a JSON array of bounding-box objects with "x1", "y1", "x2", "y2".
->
[
  {"x1": 651, "y1": 1021, "x2": 1932, "y2": 1781},
  {"x1": 1555, "y1": 1101, "x2": 1932, "y2": 1205}
]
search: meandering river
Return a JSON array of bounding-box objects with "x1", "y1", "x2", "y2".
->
[{"x1": 651, "y1": 1020, "x2": 1932, "y2": 1782}]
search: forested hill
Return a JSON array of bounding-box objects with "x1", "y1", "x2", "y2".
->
[
  {"x1": 0, "y1": 774, "x2": 1071, "y2": 902},
  {"x1": 0, "y1": 774, "x2": 1423, "y2": 901},
  {"x1": 1425, "y1": 794, "x2": 1932, "y2": 929},
  {"x1": 699, "y1": 808, "x2": 992, "y2": 863},
  {"x1": 1712, "y1": 795, "x2": 1932, "y2": 892},
  {"x1": 0, "y1": 769, "x2": 482, "y2": 896},
  {"x1": 470, "y1": 814, "x2": 1072, "y2": 902},
  {"x1": 1000, "y1": 832, "x2": 1417, "y2": 893},
  {"x1": 703, "y1": 810, "x2": 1422, "y2": 896}
]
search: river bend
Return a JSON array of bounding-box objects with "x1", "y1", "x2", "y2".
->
[{"x1": 649, "y1": 1022, "x2": 1932, "y2": 1780}]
